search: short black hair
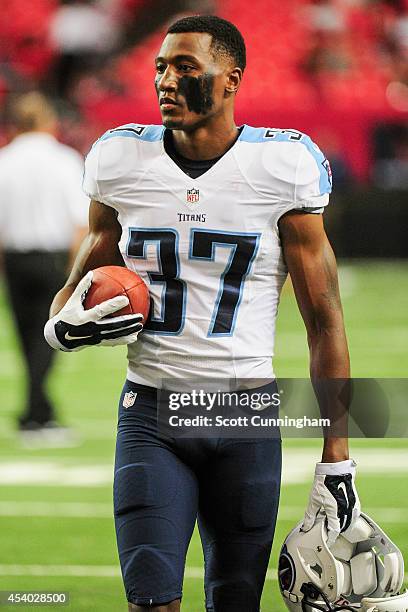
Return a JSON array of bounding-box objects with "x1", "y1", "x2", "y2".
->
[{"x1": 167, "y1": 15, "x2": 246, "y2": 71}]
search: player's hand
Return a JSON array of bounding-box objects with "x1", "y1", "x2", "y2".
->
[
  {"x1": 302, "y1": 459, "x2": 361, "y2": 548},
  {"x1": 44, "y1": 271, "x2": 144, "y2": 351}
]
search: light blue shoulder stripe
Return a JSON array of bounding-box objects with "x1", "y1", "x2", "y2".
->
[
  {"x1": 99, "y1": 124, "x2": 165, "y2": 143},
  {"x1": 240, "y1": 125, "x2": 332, "y2": 194},
  {"x1": 299, "y1": 133, "x2": 332, "y2": 195},
  {"x1": 239, "y1": 125, "x2": 269, "y2": 143}
]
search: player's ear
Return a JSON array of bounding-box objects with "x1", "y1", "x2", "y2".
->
[{"x1": 225, "y1": 67, "x2": 242, "y2": 96}]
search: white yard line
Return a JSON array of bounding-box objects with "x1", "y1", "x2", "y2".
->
[
  {"x1": 0, "y1": 565, "x2": 406, "y2": 583},
  {"x1": 0, "y1": 564, "x2": 273, "y2": 580},
  {"x1": 0, "y1": 419, "x2": 115, "y2": 441},
  {"x1": 0, "y1": 565, "x2": 121, "y2": 578},
  {"x1": 0, "y1": 502, "x2": 406, "y2": 524},
  {"x1": 0, "y1": 501, "x2": 112, "y2": 517},
  {"x1": 0, "y1": 462, "x2": 112, "y2": 487},
  {"x1": 2, "y1": 449, "x2": 407, "y2": 487}
]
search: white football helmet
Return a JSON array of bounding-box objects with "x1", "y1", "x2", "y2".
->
[{"x1": 278, "y1": 512, "x2": 408, "y2": 612}]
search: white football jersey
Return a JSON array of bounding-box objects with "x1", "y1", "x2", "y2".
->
[{"x1": 83, "y1": 124, "x2": 331, "y2": 387}]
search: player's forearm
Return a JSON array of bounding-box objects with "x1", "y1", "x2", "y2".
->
[
  {"x1": 49, "y1": 201, "x2": 125, "y2": 317},
  {"x1": 67, "y1": 225, "x2": 89, "y2": 272},
  {"x1": 308, "y1": 324, "x2": 350, "y2": 379},
  {"x1": 321, "y1": 437, "x2": 349, "y2": 462},
  {"x1": 49, "y1": 234, "x2": 103, "y2": 316},
  {"x1": 308, "y1": 325, "x2": 350, "y2": 462},
  {"x1": 50, "y1": 232, "x2": 123, "y2": 317},
  {"x1": 50, "y1": 228, "x2": 91, "y2": 313},
  {"x1": 50, "y1": 284, "x2": 77, "y2": 317}
]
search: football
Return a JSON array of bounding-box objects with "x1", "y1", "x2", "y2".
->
[{"x1": 84, "y1": 266, "x2": 150, "y2": 321}]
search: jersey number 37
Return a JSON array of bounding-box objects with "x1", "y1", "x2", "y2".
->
[{"x1": 127, "y1": 228, "x2": 260, "y2": 337}]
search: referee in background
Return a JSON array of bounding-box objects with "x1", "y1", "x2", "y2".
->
[{"x1": 0, "y1": 91, "x2": 88, "y2": 445}]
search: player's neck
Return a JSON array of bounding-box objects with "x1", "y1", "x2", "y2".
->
[{"x1": 171, "y1": 116, "x2": 239, "y2": 161}]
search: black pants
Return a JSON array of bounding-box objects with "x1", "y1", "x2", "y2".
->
[{"x1": 3, "y1": 251, "x2": 68, "y2": 425}]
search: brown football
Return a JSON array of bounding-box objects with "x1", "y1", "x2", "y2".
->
[{"x1": 84, "y1": 266, "x2": 150, "y2": 321}]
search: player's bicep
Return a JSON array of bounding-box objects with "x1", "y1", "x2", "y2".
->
[
  {"x1": 278, "y1": 211, "x2": 343, "y2": 335},
  {"x1": 88, "y1": 199, "x2": 121, "y2": 236}
]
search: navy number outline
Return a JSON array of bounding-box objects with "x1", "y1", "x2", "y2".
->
[
  {"x1": 189, "y1": 229, "x2": 260, "y2": 336},
  {"x1": 264, "y1": 128, "x2": 303, "y2": 141},
  {"x1": 127, "y1": 228, "x2": 260, "y2": 336},
  {"x1": 126, "y1": 228, "x2": 186, "y2": 335}
]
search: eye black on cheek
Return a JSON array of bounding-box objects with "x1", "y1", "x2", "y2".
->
[{"x1": 178, "y1": 73, "x2": 215, "y2": 114}]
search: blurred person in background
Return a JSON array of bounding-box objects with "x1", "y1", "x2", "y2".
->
[
  {"x1": 0, "y1": 91, "x2": 88, "y2": 444},
  {"x1": 301, "y1": 0, "x2": 355, "y2": 89},
  {"x1": 48, "y1": 0, "x2": 120, "y2": 99},
  {"x1": 302, "y1": 0, "x2": 346, "y2": 33},
  {"x1": 302, "y1": 30, "x2": 355, "y2": 80}
]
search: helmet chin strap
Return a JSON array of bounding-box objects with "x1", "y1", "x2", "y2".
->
[{"x1": 301, "y1": 583, "x2": 356, "y2": 612}]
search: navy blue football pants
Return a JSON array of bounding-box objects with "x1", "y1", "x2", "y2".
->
[{"x1": 114, "y1": 380, "x2": 282, "y2": 611}]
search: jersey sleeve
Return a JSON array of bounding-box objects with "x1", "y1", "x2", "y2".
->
[
  {"x1": 82, "y1": 129, "x2": 135, "y2": 211},
  {"x1": 293, "y1": 138, "x2": 332, "y2": 214}
]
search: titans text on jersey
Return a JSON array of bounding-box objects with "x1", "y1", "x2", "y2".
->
[{"x1": 83, "y1": 123, "x2": 332, "y2": 387}]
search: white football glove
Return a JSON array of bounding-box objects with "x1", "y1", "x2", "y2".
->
[
  {"x1": 44, "y1": 271, "x2": 144, "y2": 352},
  {"x1": 302, "y1": 459, "x2": 361, "y2": 548}
]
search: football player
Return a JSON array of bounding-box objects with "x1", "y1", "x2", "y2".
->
[{"x1": 45, "y1": 15, "x2": 360, "y2": 612}]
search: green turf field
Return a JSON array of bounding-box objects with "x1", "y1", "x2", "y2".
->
[{"x1": 0, "y1": 261, "x2": 407, "y2": 611}]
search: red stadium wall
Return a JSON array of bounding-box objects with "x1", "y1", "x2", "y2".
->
[{"x1": 1, "y1": 0, "x2": 408, "y2": 182}]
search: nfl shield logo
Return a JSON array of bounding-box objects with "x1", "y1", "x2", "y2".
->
[
  {"x1": 123, "y1": 391, "x2": 137, "y2": 409},
  {"x1": 186, "y1": 188, "x2": 199, "y2": 203}
]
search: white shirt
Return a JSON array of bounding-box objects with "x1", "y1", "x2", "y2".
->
[
  {"x1": 0, "y1": 132, "x2": 89, "y2": 251},
  {"x1": 83, "y1": 124, "x2": 332, "y2": 386},
  {"x1": 49, "y1": 5, "x2": 118, "y2": 54}
]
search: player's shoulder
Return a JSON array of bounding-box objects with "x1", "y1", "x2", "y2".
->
[
  {"x1": 89, "y1": 122, "x2": 163, "y2": 162},
  {"x1": 85, "y1": 123, "x2": 164, "y2": 179},
  {"x1": 239, "y1": 125, "x2": 324, "y2": 158},
  {"x1": 83, "y1": 123, "x2": 164, "y2": 201},
  {"x1": 238, "y1": 124, "x2": 331, "y2": 193},
  {"x1": 96, "y1": 123, "x2": 164, "y2": 147}
]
